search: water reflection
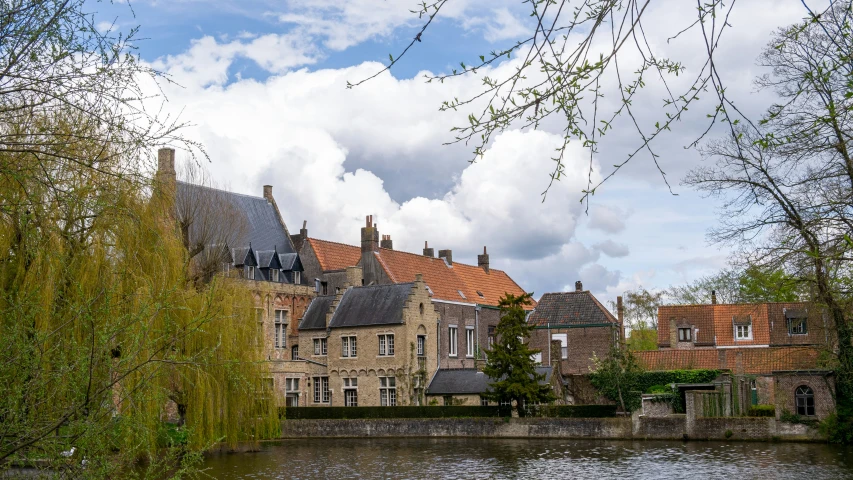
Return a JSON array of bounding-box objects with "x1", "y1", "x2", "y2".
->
[{"x1": 202, "y1": 438, "x2": 853, "y2": 479}]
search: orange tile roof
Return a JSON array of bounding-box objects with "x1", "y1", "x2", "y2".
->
[
  {"x1": 306, "y1": 238, "x2": 361, "y2": 272},
  {"x1": 374, "y1": 248, "x2": 533, "y2": 309},
  {"x1": 636, "y1": 347, "x2": 827, "y2": 374}
]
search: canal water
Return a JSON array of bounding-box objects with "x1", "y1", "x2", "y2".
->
[{"x1": 202, "y1": 438, "x2": 853, "y2": 479}]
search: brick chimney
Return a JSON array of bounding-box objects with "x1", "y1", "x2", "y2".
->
[
  {"x1": 617, "y1": 295, "x2": 625, "y2": 340},
  {"x1": 575, "y1": 280, "x2": 583, "y2": 292},
  {"x1": 711, "y1": 290, "x2": 717, "y2": 305},
  {"x1": 291, "y1": 220, "x2": 308, "y2": 251},
  {"x1": 423, "y1": 241, "x2": 434, "y2": 257},
  {"x1": 477, "y1": 246, "x2": 489, "y2": 273},
  {"x1": 345, "y1": 265, "x2": 363, "y2": 288},
  {"x1": 361, "y1": 215, "x2": 379, "y2": 253},
  {"x1": 380, "y1": 234, "x2": 393, "y2": 250},
  {"x1": 438, "y1": 249, "x2": 452, "y2": 265},
  {"x1": 155, "y1": 148, "x2": 176, "y2": 215},
  {"x1": 263, "y1": 185, "x2": 273, "y2": 201}
]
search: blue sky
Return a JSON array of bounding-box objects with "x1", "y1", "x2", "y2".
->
[{"x1": 95, "y1": 0, "x2": 817, "y2": 304}]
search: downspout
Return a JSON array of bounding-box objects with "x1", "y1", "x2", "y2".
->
[
  {"x1": 475, "y1": 305, "x2": 481, "y2": 364},
  {"x1": 428, "y1": 314, "x2": 441, "y2": 391},
  {"x1": 547, "y1": 322, "x2": 551, "y2": 366}
]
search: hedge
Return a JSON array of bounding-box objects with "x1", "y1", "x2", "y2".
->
[
  {"x1": 282, "y1": 405, "x2": 512, "y2": 420},
  {"x1": 748, "y1": 405, "x2": 776, "y2": 417},
  {"x1": 589, "y1": 369, "x2": 722, "y2": 413},
  {"x1": 533, "y1": 404, "x2": 618, "y2": 418}
]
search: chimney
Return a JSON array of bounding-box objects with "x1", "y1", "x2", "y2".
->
[
  {"x1": 711, "y1": 290, "x2": 717, "y2": 305},
  {"x1": 263, "y1": 185, "x2": 273, "y2": 201},
  {"x1": 423, "y1": 241, "x2": 434, "y2": 258},
  {"x1": 155, "y1": 148, "x2": 177, "y2": 214},
  {"x1": 360, "y1": 215, "x2": 379, "y2": 253},
  {"x1": 291, "y1": 220, "x2": 308, "y2": 251},
  {"x1": 438, "y1": 249, "x2": 452, "y2": 265},
  {"x1": 477, "y1": 246, "x2": 490, "y2": 273},
  {"x1": 345, "y1": 265, "x2": 363, "y2": 288},
  {"x1": 575, "y1": 280, "x2": 583, "y2": 292},
  {"x1": 380, "y1": 234, "x2": 393, "y2": 250},
  {"x1": 617, "y1": 296, "x2": 625, "y2": 341}
]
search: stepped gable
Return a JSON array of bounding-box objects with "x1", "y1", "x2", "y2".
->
[
  {"x1": 328, "y1": 283, "x2": 415, "y2": 328},
  {"x1": 299, "y1": 295, "x2": 337, "y2": 330},
  {"x1": 527, "y1": 291, "x2": 618, "y2": 327},
  {"x1": 175, "y1": 181, "x2": 296, "y2": 253},
  {"x1": 305, "y1": 238, "x2": 361, "y2": 271}
]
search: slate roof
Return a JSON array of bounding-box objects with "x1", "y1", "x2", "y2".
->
[
  {"x1": 255, "y1": 250, "x2": 277, "y2": 268},
  {"x1": 426, "y1": 367, "x2": 553, "y2": 395},
  {"x1": 306, "y1": 238, "x2": 361, "y2": 271},
  {"x1": 278, "y1": 253, "x2": 301, "y2": 271},
  {"x1": 328, "y1": 283, "x2": 414, "y2": 328},
  {"x1": 527, "y1": 291, "x2": 618, "y2": 327},
  {"x1": 231, "y1": 247, "x2": 251, "y2": 266},
  {"x1": 635, "y1": 347, "x2": 826, "y2": 374},
  {"x1": 176, "y1": 181, "x2": 296, "y2": 254},
  {"x1": 299, "y1": 295, "x2": 336, "y2": 330}
]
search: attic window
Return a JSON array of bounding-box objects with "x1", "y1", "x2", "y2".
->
[
  {"x1": 271, "y1": 269, "x2": 279, "y2": 282},
  {"x1": 477, "y1": 291, "x2": 485, "y2": 299},
  {"x1": 458, "y1": 290, "x2": 467, "y2": 299},
  {"x1": 425, "y1": 285, "x2": 434, "y2": 296}
]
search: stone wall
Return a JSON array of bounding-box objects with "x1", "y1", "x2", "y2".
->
[
  {"x1": 773, "y1": 372, "x2": 835, "y2": 420},
  {"x1": 529, "y1": 325, "x2": 616, "y2": 374}
]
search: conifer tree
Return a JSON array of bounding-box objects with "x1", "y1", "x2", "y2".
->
[{"x1": 483, "y1": 293, "x2": 555, "y2": 417}]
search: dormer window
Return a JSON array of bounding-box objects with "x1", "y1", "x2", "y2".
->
[
  {"x1": 733, "y1": 315, "x2": 752, "y2": 340},
  {"x1": 294, "y1": 271, "x2": 301, "y2": 284},
  {"x1": 457, "y1": 290, "x2": 467, "y2": 300},
  {"x1": 246, "y1": 266, "x2": 256, "y2": 280},
  {"x1": 271, "y1": 269, "x2": 279, "y2": 282},
  {"x1": 477, "y1": 290, "x2": 485, "y2": 299},
  {"x1": 678, "y1": 327, "x2": 692, "y2": 342}
]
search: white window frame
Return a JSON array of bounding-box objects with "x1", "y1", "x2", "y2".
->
[
  {"x1": 417, "y1": 335, "x2": 425, "y2": 357},
  {"x1": 293, "y1": 271, "x2": 301, "y2": 284},
  {"x1": 343, "y1": 378, "x2": 358, "y2": 407},
  {"x1": 449, "y1": 326, "x2": 458, "y2": 357},
  {"x1": 552, "y1": 333, "x2": 568, "y2": 359},
  {"x1": 274, "y1": 309, "x2": 287, "y2": 349},
  {"x1": 313, "y1": 337, "x2": 327, "y2": 356},
  {"x1": 466, "y1": 327, "x2": 475, "y2": 357},
  {"x1": 342, "y1": 336, "x2": 357, "y2": 358},
  {"x1": 379, "y1": 377, "x2": 396, "y2": 406},
  {"x1": 378, "y1": 334, "x2": 394, "y2": 356},
  {"x1": 678, "y1": 327, "x2": 692, "y2": 342},
  {"x1": 312, "y1": 376, "x2": 329, "y2": 404},
  {"x1": 788, "y1": 317, "x2": 808, "y2": 335},
  {"x1": 271, "y1": 269, "x2": 279, "y2": 282},
  {"x1": 246, "y1": 265, "x2": 255, "y2": 280},
  {"x1": 735, "y1": 324, "x2": 753, "y2": 340}
]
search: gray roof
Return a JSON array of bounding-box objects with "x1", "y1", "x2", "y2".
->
[
  {"x1": 278, "y1": 253, "x2": 300, "y2": 271},
  {"x1": 299, "y1": 295, "x2": 336, "y2": 330},
  {"x1": 256, "y1": 250, "x2": 277, "y2": 268},
  {"x1": 427, "y1": 367, "x2": 553, "y2": 395},
  {"x1": 176, "y1": 181, "x2": 295, "y2": 254},
  {"x1": 527, "y1": 291, "x2": 618, "y2": 327},
  {"x1": 328, "y1": 283, "x2": 414, "y2": 328},
  {"x1": 231, "y1": 247, "x2": 251, "y2": 266}
]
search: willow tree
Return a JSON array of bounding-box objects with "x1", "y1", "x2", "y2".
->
[{"x1": 0, "y1": 113, "x2": 277, "y2": 477}]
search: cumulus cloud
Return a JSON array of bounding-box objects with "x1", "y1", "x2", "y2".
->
[
  {"x1": 587, "y1": 204, "x2": 628, "y2": 234},
  {"x1": 593, "y1": 240, "x2": 630, "y2": 258}
]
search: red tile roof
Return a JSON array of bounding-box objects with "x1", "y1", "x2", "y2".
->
[
  {"x1": 306, "y1": 238, "x2": 361, "y2": 272},
  {"x1": 636, "y1": 347, "x2": 827, "y2": 374}
]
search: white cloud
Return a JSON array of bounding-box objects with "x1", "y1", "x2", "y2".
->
[
  {"x1": 594, "y1": 240, "x2": 630, "y2": 258},
  {"x1": 587, "y1": 205, "x2": 628, "y2": 234}
]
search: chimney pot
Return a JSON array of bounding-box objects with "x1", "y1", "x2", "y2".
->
[
  {"x1": 423, "y1": 241, "x2": 434, "y2": 257},
  {"x1": 361, "y1": 214, "x2": 380, "y2": 254},
  {"x1": 438, "y1": 249, "x2": 453, "y2": 265},
  {"x1": 575, "y1": 281, "x2": 583, "y2": 292},
  {"x1": 477, "y1": 245, "x2": 490, "y2": 273},
  {"x1": 381, "y1": 234, "x2": 393, "y2": 250},
  {"x1": 263, "y1": 185, "x2": 273, "y2": 201},
  {"x1": 711, "y1": 290, "x2": 717, "y2": 305}
]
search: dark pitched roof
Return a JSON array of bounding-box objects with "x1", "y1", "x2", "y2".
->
[
  {"x1": 426, "y1": 367, "x2": 553, "y2": 395},
  {"x1": 527, "y1": 291, "x2": 618, "y2": 327},
  {"x1": 176, "y1": 181, "x2": 296, "y2": 254},
  {"x1": 231, "y1": 247, "x2": 250, "y2": 266},
  {"x1": 328, "y1": 283, "x2": 414, "y2": 328},
  {"x1": 299, "y1": 295, "x2": 336, "y2": 330},
  {"x1": 256, "y1": 250, "x2": 279, "y2": 269},
  {"x1": 278, "y1": 253, "x2": 303, "y2": 271}
]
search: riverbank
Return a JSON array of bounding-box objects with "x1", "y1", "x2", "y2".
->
[{"x1": 279, "y1": 415, "x2": 825, "y2": 442}]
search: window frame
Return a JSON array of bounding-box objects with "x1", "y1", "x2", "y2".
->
[
  {"x1": 795, "y1": 385, "x2": 815, "y2": 416},
  {"x1": 417, "y1": 335, "x2": 426, "y2": 357},
  {"x1": 677, "y1": 327, "x2": 692, "y2": 342},
  {"x1": 734, "y1": 323, "x2": 753, "y2": 340},
  {"x1": 312, "y1": 376, "x2": 329, "y2": 404},
  {"x1": 448, "y1": 326, "x2": 458, "y2": 357},
  {"x1": 274, "y1": 309, "x2": 287, "y2": 349},
  {"x1": 466, "y1": 327, "x2": 475, "y2": 358},
  {"x1": 788, "y1": 317, "x2": 808, "y2": 335},
  {"x1": 246, "y1": 265, "x2": 256, "y2": 280},
  {"x1": 294, "y1": 271, "x2": 301, "y2": 284},
  {"x1": 271, "y1": 269, "x2": 279, "y2": 282},
  {"x1": 379, "y1": 376, "x2": 397, "y2": 406},
  {"x1": 313, "y1": 337, "x2": 328, "y2": 356},
  {"x1": 341, "y1": 335, "x2": 358, "y2": 358},
  {"x1": 552, "y1": 333, "x2": 568, "y2": 359},
  {"x1": 378, "y1": 334, "x2": 394, "y2": 356}
]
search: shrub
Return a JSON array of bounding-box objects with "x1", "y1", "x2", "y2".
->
[
  {"x1": 282, "y1": 405, "x2": 511, "y2": 420},
  {"x1": 535, "y1": 405, "x2": 618, "y2": 418},
  {"x1": 747, "y1": 405, "x2": 776, "y2": 417}
]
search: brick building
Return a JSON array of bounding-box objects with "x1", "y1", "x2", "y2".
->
[{"x1": 527, "y1": 281, "x2": 623, "y2": 375}]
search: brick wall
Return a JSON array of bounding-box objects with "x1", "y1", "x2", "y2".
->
[
  {"x1": 773, "y1": 372, "x2": 835, "y2": 420},
  {"x1": 530, "y1": 326, "x2": 615, "y2": 374}
]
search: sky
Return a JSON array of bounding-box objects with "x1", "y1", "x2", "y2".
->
[{"x1": 93, "y1": 0, "x2": 819, "y2": 304}]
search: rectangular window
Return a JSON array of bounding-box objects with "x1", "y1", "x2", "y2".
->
[
  {"x1": 449, "y1": 326, "x2": 458, "y2": 357},
  {"x1": 678, "y1": 327, "x2": 692, "y2": 342},
  {"x1": 488, "y1": 326, "x2": 496, "y2": 347},
  {"x1": 788, "y1": 318, "x2": 808, "y2": 335},
  {"x1": 735, "y1": 324, "x2": 752, "y2": 340},
  {"x1": 379, "y1": 377, "x2": 396, "y2": 406},
  {"x1": 294, "y1": 271, "x2": 301, "y2": 284},
  {"x1": 286, "y1": 378, "x2": 299, "y2": 392},
  {"x1": 343, "y1": 377, "x2": 358, "y2": 406},
  {"x1": 342, "y1": 336, "x2": 357, "y2": 357},
  {"x1": 321, "y1": 281, "x2": 328, "y2": 295},
  {"x1": 312, "y1": 376, "x2": 329, "y2": 403},
  {"x1": 480, "y1": 397, "x2": 489, "y2": 406},
  {"x1": 378, "y1": 334, "x2": 394, "y2": 356},
  {"x1": 417, "y1": 335, "x2": 425, "y2": 357},
  {"x1": 271, "y1": 269, "x2": 279, "y2": 282},
  {"x1": 274, "y1": 310, "x2": 287, "y2": 349},
  {"x1": 313, "y1": 338, "x2": 327, "y2": 356},
  {"x1": 246, "y1": 265, "x2": 255, "y2": 280},
  {"x1": 466, "y1": 327, "x2": 475, "y2": 357},
  {"x1": 552, "y1": 333, "x2": 568, "y2": 359}
]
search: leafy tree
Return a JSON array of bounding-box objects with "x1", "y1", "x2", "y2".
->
[
  {"x1": 483, "y1": 293, "x2": 555, "y2": 417},
  {"x1": 610, "y1": 287, "x2": 663, "y2": 351},
  {"x1": 667, "y1": 266, "x2": 803, "y2": 305},
  {"x1": 737, "y1": 266, "x2": 801, "y2": 303},
  {"x1": 588, "y1": 344, "x2": 644, "y2": 413},
  {"x1": 667, "y1": 268, "x2": 742, "y2": 305}
]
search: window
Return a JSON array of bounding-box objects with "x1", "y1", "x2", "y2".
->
[
  {"x1": 246, "y1": 265, "x2": 256, "y2": 280},
  {"x1": 285, "y1": 378, "x2": 300, "y2": 393},
  {"x1": 293, "y1": 271, "x2": 301, "y2": 284},
  {"x1": 795, "y1": 385, "x2": 815, "y2": 416},
  {"x1": 552, "y1": 333, "x2": 568, "y2": 359},
  {"x1": 313, "y1": 338, "x2": 327, "y2": 356},
  {"x1": 466, "y1": 327, "x2": 475, "y2": 357},
  {"x1": 321, "y1": 281, "x2": 328, "y2": 295},
  {"x1": 285, "y1": 378, "x2": 300, "y2": 407},
  {"x1": 417, "y1": 335, "x2": 425, "y2": 357},
  {"x1": 457, "y1": 290, "x2": 467, "y2": 299},
  {"x1": 678, "y1": 327, "x2": 692, "y2": 342},
  {"x1": 271, "y1": 269, "x2": 279, "y2": 282},
  {"x1": 449, "y1": 326, "x2": 458, "y2": 356},
  {"x1": 343, "y1": 378, "x2": 358, "y2": 407},
  {"x1": 788, "y1": 317, "x2": 808, "y2": 335},
  {"x1": 378, "y1": 334, "x2": 394, "y2": 356},
  {"x1": 480, "y1": 397, "x2": 489, "y2": 406},
  {"x1": 291, "y1": 345, "x2": 298, "y2": 359},
  {"x1": 443, "y1": 395, "x2": 453, "y2": 406},
  {"x1": 312, "y1": 376, "x2": 329, "y2": 403},
  {"x1": 274, "y1": 310, "x2": 287, "y2": 349},
  {"x1": 488, "y1": 326, "x2": 496, "y2": 347},
  {"x1": 476, "y1": 290, "x2": 484, "y2": 299},
  {"x1": 342, "y1": 336, "x2": 357, "y2": 357},
  {"x1": 379, "y1": 377, "x2": 396, "y2": 406},
  {"x1": 735, "y1": 324, "x2": 752, "y2": 340}
]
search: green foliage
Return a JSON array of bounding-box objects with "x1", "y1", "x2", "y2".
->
[
  {"x1": 588, "y1": 345, "x2": 644, "y2": 413},
  {"x1": 747, "y1": 405, "x2": 776, "y2": 417},
  {"x1": 534, "y1": 405, "x2": 618, "y2": 418},
  {"x1": 284, "y1": 406, "x2": 512, "y2": 419},
  {"x1": 483, "y1": 293, "x2": 556, "y2": 416},
  {"x1": 819, "y1": 413, "x2": 853, "y2": 444},
  {"x1": 737, "y1": 267, "x2": 801, "y2": 303},
  {"x1": 627, "y1": 329, "x2": 659, "y2": 351},
  {"x1": 590, "y1": 367, "x2": 721, "y2": 413},
  {"x1": 724, "y1": 429, "x2": 733, "y2": 439},
  {"x1": 779, "y1": 410, "x2": 819, "y2": 426}
]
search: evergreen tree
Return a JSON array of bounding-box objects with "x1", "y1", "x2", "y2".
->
[{"x1": 483, "y1": 293, "x2": 555, "y2": 417}]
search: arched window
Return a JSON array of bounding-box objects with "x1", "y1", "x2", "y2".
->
[
  {"x1": 291, "y1": 345, "x2": 299, "y2": 360},
  {"x1": 795, "y1": 385, "x2": 815, "y2": 416}
]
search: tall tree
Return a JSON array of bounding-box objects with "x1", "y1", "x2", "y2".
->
[
  {"x1": 684, "y1": 3, "x2": 853, "y2": 442},
  {"x1": 610, "y1": 287, "x2": 663, "y2": 351},
  {"x1": 588, "y1": 344, "x2": 644, "y2": 413},
  {"x1": 483, "y1": 293, "x2": 555, "y2": 417}
]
